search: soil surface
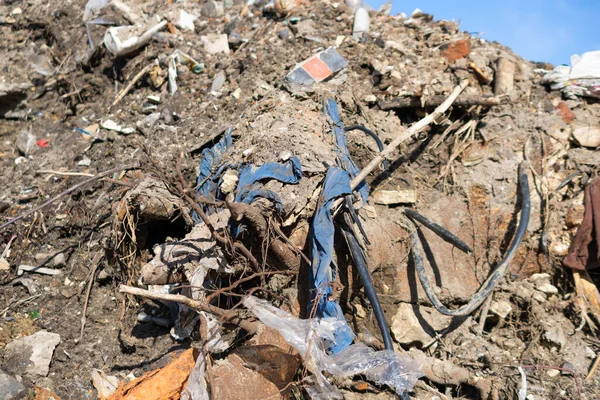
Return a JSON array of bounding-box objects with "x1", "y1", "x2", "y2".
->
[{"x1": 1, "y1": 1, "x2": 600, "y2": 399}]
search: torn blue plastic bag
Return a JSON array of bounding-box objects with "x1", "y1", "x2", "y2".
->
[
  {"x1": 309, "y1": 167, "x2": 355, "y2": 353},
  {"x1": 234, "y1": 156, "x2": 302, "y2": 206},
  {"x1": 195, "y1": 129, "x2": 233, "y2": 202},
  {"x1": 307, "y1": 99, "x2": 370, "y2": 354},
  {"x1": 323, "y1": 99, "x2": 369, "y2": 203}
]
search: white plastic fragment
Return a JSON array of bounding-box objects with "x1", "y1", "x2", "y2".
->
[
  {"x1": 541, "y1": 51, "x2": 600, "y2": 99},
  {"x1": 91, "y1": 369, "x2": 120, "y2": 399},
  {"x1": 175, "y1": 10, "x2": 196, "y2": 32},
  {"x1": 352, "y1": 8, "x2": 369, "y2": 40},
  {"x1": 518, "y1": 366, "x2": 527, "y2": 400},
  {"x1": 243, "y1": 296, "x2": 422, "y2": 399},
  {"x1": 101, "y1": 119, "x2": 135, "y2": 135},
  {"x1": 104, "y1": 20, "x2": 167, "y2": 56},
  {"x1": 17, "y1": 265, "x2": 61, "y2": 276}
]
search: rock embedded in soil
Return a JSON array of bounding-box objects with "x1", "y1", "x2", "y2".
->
[
  {"x1": 0, "y1": 371, "x2": 26, "y2": 400},
  {"x1": 3, "y1": 330, "x2": 61, "y2": 377},
  {"x1": 489, "y1": 300, "x2": 512, "y2": 319}
]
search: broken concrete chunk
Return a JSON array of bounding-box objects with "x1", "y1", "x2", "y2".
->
[
  {"x1": 391, "y1": 303, "x2": 449, "y2": 347},
  {"x1": 543, "y1": 323, "x2": 566, "y2": 349},
  {"x1": 371, "y1": 189, "x2": 417, "y2": 205},
  {"x1": 529, "y1": 273, "x2": 558, "y2": 295},
  {"x1": 4, "y1": 330, "x2": 61, "y2": 376},
  {"x1": 201, "y1": 0, "x2": 224, "y2": 17},
  {"x1": 489, "y1": 300, "x2": 512, "y2": 319},
  {"x1": 494, "y1": 57, "x2": 515, "y2": 96},
  {"x1": 286, "y1": 47, "x2": 348, "y2": 86},
  {"x1": 201, "y1": 34, "x2": 229, "y2": 54},
  {"x1": 352, "y1": 7, "x2": 369, "y2": 40},
  {"x1": 572, "y1": 123, "x2": 600, "y2": 148}
]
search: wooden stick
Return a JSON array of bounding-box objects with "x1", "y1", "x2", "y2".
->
[
  {"x1": 586, "y1": 353, "x2": 600, "y2": 381},
  {"x1": 378, "y1": 93, "x2": 504, "y2": 111},
  {"x1": 0, "y1": 164, "x2": 138, "y2": 231},
  {"x1": 78, "y1": 252, "x2": 103, "y2": 342},
  {"x1": 36, "y1": 170, "x2": 96, "y2": 178},
  {"x1": 119, "y1": 284, "x2": 259, "y2": 334},
  {"x1": 351, "y1": 80, "x2": 469, "y2": 190},
  {"x1": 111, "y1": 63, "x2": 154, "y2": 107}
]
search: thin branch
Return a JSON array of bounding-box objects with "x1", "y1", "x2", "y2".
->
[
  {"x1": 78, "y1": 252, "x2": 103, "y2": 341},
  {"x1": 351, "y1": 80, "x2": 469, "y2": 190},
  {"x1": 111, "y1": 63, "x2": 154, "y2": 107},
  {"x1": 119, "y1": 284, "x2": 259, "y2": 333},
  {"x1": 378, "y1": 93, "x2": 506, "y2": 111}
]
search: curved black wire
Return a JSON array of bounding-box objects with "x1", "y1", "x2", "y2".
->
[
  {"x1": 404, "y1": 209, "x2": 472, "y2": 254},
  {"x1": 408, "y1": 163, "x2": 530, "y2": 316},
  {"x1": 345, "y1": 125, "x2": 390, "y2": 171},
  {"x1": 341, "y1": 216, "x2": 394, "y2": 350}
]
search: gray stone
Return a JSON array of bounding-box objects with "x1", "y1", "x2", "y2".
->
[
  {"x1": 4, "y1": 330, "x2": 61, "y2": 376},
  {"x1": 277, "y1": 28, "x2": 291, "y2": 40},
  {"x1": 543, "y1": 324, "x2": 566, "y2": 349},
  {"x1": 0, "y1": 371, "x2": 25, "y2": 400},
  {"x1": 211, "y1": 72, "x2": 226, "y2": 92},
  {"x1": 201, "y1": 0, "x2": 224, "y2": 17},
  {"x1": 34, "y1": 252, "x2": 66, "y2": 268},
  {"x1": 228, "y1": 32, "x2": 242, "y2": 48},
  {"x1": 201, "y1": 34, "x2": 229, "y2": 54},
  {"x1": 16, "y1": 128, "x2": 36, "y2": 156}
]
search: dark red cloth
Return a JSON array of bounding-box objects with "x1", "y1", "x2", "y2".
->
[{"x1": 564, "y1": 177, "x2": 600, "y2": 270}]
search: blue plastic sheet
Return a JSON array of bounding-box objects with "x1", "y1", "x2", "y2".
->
[
  {"x1": 307, "y1": 99, "x2": 370, "y2": 354},
  {"x1": 323, "y1": 99, "x2": 369, "y2": 203},
  {"x1": 234, "y1": 156, "x2": 303, "y2": 204},
  {"x1": 195, "y1": 129, "x2": 233, "y2": 201},
  {"x1": 309, "y1": 167, "x2": 355, "y2": 353}
]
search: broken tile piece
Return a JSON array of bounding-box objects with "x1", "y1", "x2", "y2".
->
[{"x1": 286, "y1": 47, "x2": 348, "y2": 86}]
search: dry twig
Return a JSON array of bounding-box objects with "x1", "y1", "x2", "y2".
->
[
  {"x1": 351, "y1": 80, "x2": 469, "y2": 190},
  {"x1": 119, "y1": 284, "x2": 259, "y2": 333},
  {"x1": 378, "y1": 93, "x2": 506, "y2": 111},
  {"x1": 111, "y1": 63, "x2": 154, "y2": 107},
  {"x1": 78, "y1": 252, "x2": 104, "y2": 342}
]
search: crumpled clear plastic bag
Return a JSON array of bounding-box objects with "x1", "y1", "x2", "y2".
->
[
  {"x1": 180, "y1": 312, "x2": 228, "y2": 400},
  {"x1": 243, "y1": 296, "x2": 422, "y2": 398}
]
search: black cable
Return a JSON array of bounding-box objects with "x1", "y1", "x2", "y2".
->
[
  {"x1": 404, "y1": 209, "x2": 472, "y2": 254},
  {"x1": 345, "y1": 125, "x2": 389, "y2": 170},
  {"x1": 341, "y1": 215, "x2": 394, "y2": 350},
  {"x1": 407, "y1": 163, "x2": 530, "y2": 317}
]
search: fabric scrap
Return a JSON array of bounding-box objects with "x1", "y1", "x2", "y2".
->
[{"x1": 564, "y1": 177, "x2": 600, "y2": 270}]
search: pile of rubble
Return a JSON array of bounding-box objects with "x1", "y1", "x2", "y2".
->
[{"x1": 1, "y1": 0, "x2": 600, "y2": 399}]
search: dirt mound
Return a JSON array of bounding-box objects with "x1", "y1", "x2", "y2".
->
[{"x1": 1, "y1": 0, "x2": 600, "y2": 399}]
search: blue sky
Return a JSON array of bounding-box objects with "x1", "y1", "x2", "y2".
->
[{"x1": 367, "y1": 0, "x2": 600, "y2": 66}]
